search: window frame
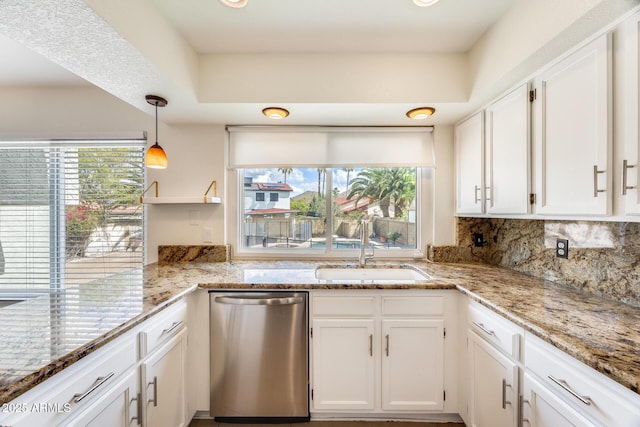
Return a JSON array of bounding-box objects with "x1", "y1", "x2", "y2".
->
[{"x1": 229, "y1": 167, "x2": 430, "y2": 260}]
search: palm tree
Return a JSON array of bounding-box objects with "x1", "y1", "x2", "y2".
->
[
  {"x1": 277, "y1": 168, "x2": 293, "y2": 184},
  {"x1": 347, "y1": 168, "x2": 415, "y2": 218},
  {"x1": 343, "y1": 168, "x2": 354, "y2": 194},
  {"x1": 316, "y1": 168, "x2": 326, "y2": 195},
  {"x1": 347, "y1": 168, "x2": 392, "y2": 217},
  {"x1": 387, "y1": 168, "x2": 415, "y2": 218}
]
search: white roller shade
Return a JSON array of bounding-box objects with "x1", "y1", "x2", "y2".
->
[{"x1": 227, "y1": 126, "x2": 435, "y2": 168}]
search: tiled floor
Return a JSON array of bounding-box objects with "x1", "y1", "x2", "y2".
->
[{"x1": 189, "y1": 421, "x2": 465, "y2": 427}]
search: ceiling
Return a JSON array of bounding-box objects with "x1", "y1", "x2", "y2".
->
[{"x1": 0, "y1": 0, "x2": 632, "y2": 126}]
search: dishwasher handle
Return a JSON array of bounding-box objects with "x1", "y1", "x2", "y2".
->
[{"x1": 215, "y1": 295, "x2": 305, "y2": 306}]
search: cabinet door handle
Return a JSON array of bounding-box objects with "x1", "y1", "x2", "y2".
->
[
  {"x1": 502, "y1": 378, "x2": 512, "y2": 409},
  {"x1": 622, "y1": 159, "x2": 637, "y2": 195},
  {"x1": 474, "y1": 185, "x2": 481, "y2": 204},
  {"x1": 131, "y1": 392, "x2": 142, "y2": 425},
  {"x1": 593, "y1": 165, "x2": 606, "y2": 197},
  {"x1": 71, "y1": 372, "x2": 115, "y2": 404},
  {"x1": 485, "y1": 186, "x2": 492, "y2": 202},
  {"x1": 519, "y1": 395, "x2": 530, "y2": 427},
  {"x1": 548, "y1": 375, "x2": 592, "y2": 405},
  {"x1": 161, "y1": 320, "x2": 183, "y2": 336},
  {"x1": 148, "y1": 376, "x2": 158, "y2": 407},
  {"x1": 369, "y1": 334, "x2": 373, "y2": 357},
  {"x1": 472, "y1": 321, "x2": 495, "y2": 337},
  {"x1": 385, "y1": 334, "x2": 390, "y2": 356}
]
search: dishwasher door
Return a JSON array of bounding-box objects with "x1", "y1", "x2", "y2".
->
[{"x1": 210, "y1": 291, "x2": 309, "y2": 422}]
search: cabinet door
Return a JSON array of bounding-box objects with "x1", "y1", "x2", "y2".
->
[
  {"x1": 486, "y1": 84, "x2": 531, "y2": 214},
  {"x1": 456, "y1": 112, "x2": 485, "y2": 214},
  {"x1": 381, "y1": 319, "x2": 444, "y2": 411},
  {"x1": 523, "y1": 372, "x2": 597, "y2": 427},
  {"x1": 624, "y1": 11, "x2": 640, "y2": 215},
  {"x1": 64, "y1": 370, "x2": 140, "y2": 427},
  {"x1": 468, "y1": 331, "x2": 518, "y2": 427},
  {"x1": 142, "y1": 328, "x2": 187, "y2": 427},
  {"x1": 533, "y1": 33, "x2": 612, "y2": 216},
  {"x1": 311, "y1": 318, "x2": 375, "y2": 411}
]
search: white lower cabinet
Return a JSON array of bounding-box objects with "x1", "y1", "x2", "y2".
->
[
  {"x1": 524, "y1": 333, "x2": 640, "y2": 427},
  {"x1": 65, "y1": 369, "x2": 141, "y2": 427},
  {"x1": 465, "y1": 300, "x2": 523, "y2": 427},
  {"x1": 467, "y1": 330, "x2": 519, "y2": 427},
  {"x1": 522, "y1": 372, "x2": 596, "y2": 427},
  {"x1": 381, "y1": 319, "x2": 444, "y2": 411},
  {"x1": 310, "y1": 291, "x2": 454, "y2": 416},
  {"x1": 312, "y1": 318, "x2": 376, "y2": 410},
  {"x1": 141, "y1": 328, "x2": 188, "y2": 427}
]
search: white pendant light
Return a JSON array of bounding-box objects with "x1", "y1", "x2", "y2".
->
[{"x1": 220, "y1": 0, "x2": 248, "y2": 8}]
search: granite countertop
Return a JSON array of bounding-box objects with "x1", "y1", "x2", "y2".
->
[{"x1": 1, "y1": 259, "x2": 639, "y2": 407}]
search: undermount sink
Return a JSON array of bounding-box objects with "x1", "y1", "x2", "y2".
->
[{"x1": 315, "y1": 265, "x2": 431, "y2": 281}]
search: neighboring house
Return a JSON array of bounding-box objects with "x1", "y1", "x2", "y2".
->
[
  {"x1": 334, "y1": 194, "x2": 371, "y2": 215},
  {"x1": 243, "y1": 177, "x2": 295, "y2": 218}
]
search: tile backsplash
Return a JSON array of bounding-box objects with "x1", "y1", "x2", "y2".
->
[{"x1": 428, "y1": 218, "x2": 640, "y2": 308}]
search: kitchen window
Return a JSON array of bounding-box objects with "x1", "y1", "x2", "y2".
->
[
  {"x1": 227, "y1": 126, "x2": 435, "y2": 258},
  {"x1": 0, "y1": 137, "x2": 145, "y2": 290}
]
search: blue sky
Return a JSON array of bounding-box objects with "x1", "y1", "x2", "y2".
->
[{"x1": 245, "y1": 168, "x2": 362, "y2": 197}]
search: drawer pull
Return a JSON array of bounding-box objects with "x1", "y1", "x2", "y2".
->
[
  {"x1": 71, "y1": 372, "x2": 115, "y2": 404},
  {"x1": 548, "y1": 375, "x2": 592, "y2": 406},
  {"x1": 472, "y1": 321, "x2": 495, "y2": 337},
  {"x1": 161, "y1": 320, "x2": 183, "y2": 336}
]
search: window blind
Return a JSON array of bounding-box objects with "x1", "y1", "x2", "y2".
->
[
  {"x1": 227, "y1": 126, "x2": 436, "y2": 168},
  {"x1": 0, "y1": 139, "x2": 145, "y2": 291}
]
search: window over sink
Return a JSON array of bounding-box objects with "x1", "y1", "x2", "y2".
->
[{"x1": 227, "y1": 126, "x2": 435, "y2": 258}]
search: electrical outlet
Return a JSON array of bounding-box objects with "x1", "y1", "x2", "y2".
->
[
  {"x1": 556, "y1": 238, "x2": 569, "y2": 258},
  {"x1": 473, "y1": 233, "x2": 486, "y2": 247}
]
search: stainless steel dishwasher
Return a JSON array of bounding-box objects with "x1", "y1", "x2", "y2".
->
[{"x1": 209, "y1": 291, "x2": 309, "y2": 422}]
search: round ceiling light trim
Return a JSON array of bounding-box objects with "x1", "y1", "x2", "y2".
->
[
  {"x1": 413, "y1": 0, "x2": 440, "y2": 7},
  {"x1": 406, "y1": 106, "x2": 435, "y2": 120},
  {"x1": 262, "y1": 107, "x2": 290, "y2": 120},
  {"x1": 219, "y1": 0, "x2": 248, "y2": 8}
]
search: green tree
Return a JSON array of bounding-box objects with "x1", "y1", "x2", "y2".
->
[
  {"x1": 347, "y1": 168, "x2": 392, "y2": 217},
  {"x1": 290, "y1": 198, "x2": 309, "y2": 216},
  {"x1": 342, "y1": 168, "x2": 354, "y2": 194},
  {"x1": 278, "y1": 168, "x2": 293, "y2": 184},
  {"x1": 347, "y1": 168, "x2": 415, "y2": 218}
]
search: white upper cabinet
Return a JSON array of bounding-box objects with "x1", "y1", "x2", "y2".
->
[
  {"x1": 532, "y1": 33, "x2": 613, "y2": 216},
  {"x1": 485, "y1": 83, "x2": 531, "y2": 215},
  {"x1": 455, "y1": 112, "x2": 485, "y2": 215},
  {"x1": 624, "y1": 11, "x2": 640, "y2": 215}
]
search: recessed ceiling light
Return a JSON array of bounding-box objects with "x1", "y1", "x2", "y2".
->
[
  {"x1": 413, "y1": 0, "x2": 440, "y2": 7},
  {"x1": 262, "y1": 107, "x2": 290, "y2": 120},
  {"x1": 406, "y1": 107, "x2": 435, "y2": 120},
  {"x1": 219, "y1": 0, "x2": 247, "y2": 8}
]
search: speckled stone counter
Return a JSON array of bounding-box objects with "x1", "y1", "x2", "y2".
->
[{"x1": 1, "y1": 259, "x2": 639, "y2": 406}]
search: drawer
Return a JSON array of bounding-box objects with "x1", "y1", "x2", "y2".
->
[
  {"x1": 6, "y1": 333, "x2": 137, "y2": 427},
  {"x1": 381, "y1": 296, "x2": 443, "y2": 316},
  {"x1": 139, "y1": 299, "x2": 187, "y2": 358},
  {"x1": 525, "y1": 334, "x2": 640, "y2": 427},
  {"x1": 468, "y1": 302, "x2": 522, "y2": 360},
  {"x1": 312, "y1": 295, "x2": 376, "y2": 317}
]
